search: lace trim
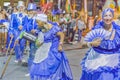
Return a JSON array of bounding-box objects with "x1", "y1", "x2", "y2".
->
[{"x1": 81, "y1": 49, "x2": 120, "y2": 74}]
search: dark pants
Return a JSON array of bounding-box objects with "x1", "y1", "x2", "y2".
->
[
  {"x1": 69, "y1": 28, "x2": 75, "y2": 42},
  {"x1": 78, "y1": 29, "x2": 82, "y2": 42}
]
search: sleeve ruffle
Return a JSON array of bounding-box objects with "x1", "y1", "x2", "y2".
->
[
  {"x1": 52, "y1": 25, "x2": 62, "y2": 34},
  {"x1": 93, "y1": 30, "x2": 120, "y2": 54}
]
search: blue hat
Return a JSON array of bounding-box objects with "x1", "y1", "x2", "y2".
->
[
  {"x1": 17, "y1": 1, "x2": 25, "y2": 9},
  {"x1": 27, "y1": 3, "x2": 36, "y2": 11}
]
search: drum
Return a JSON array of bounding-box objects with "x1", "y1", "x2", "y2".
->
[{"x1": 20, "y1": 31, "x2": 37, "y2": 42}]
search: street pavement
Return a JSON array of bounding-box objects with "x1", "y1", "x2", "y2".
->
[{"x1": 0, "y1": 44, "x2": 88, "y2": 80}]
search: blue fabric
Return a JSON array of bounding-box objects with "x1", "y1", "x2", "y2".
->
[
  {"x1": 26, "y1": 18, "x2": 37, "y2": 32},
  {"x1": 14, "y1": 36, "x2": 26, "y2": 60},
  {"x1": 26, "y1": 17, "x2": 38, "y2": 72},
  {"x1": 10, "y1": 13, "x2": 28, "y2": 31},
  {"x1": 30, "y1": 25, "x2": 73, "y2": 80},
  {"x1": 92, "y1": 21, "x2": 120, "y2": 30},
  {"x1": 80, "y1": 49, "x2": 120, "y2": 80},
  {"x1": 28, "y1": 43, "x2": 37, "y2": 72},
  {"x1": 80, "y1": 21, "x2": 120, "y2": 80},
  {"x1": 89, "y1": 21, "x2": 120, "y2": 54},
  {"x1": 10, "y1": 13, "x2": 19, "y2": 30},
  {"x1": 52, "y1": 9, "x2": 61, "y2": 16},
  {"x1": 6, "y1": 32, "x2": 15, "y2": 48},
  {"x1": 0, "y1": 19, "x2": 8, "y2": 24}
]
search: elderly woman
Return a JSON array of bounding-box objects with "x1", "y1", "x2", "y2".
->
[
  {"x1": 80, "y1": 8, "x2": 120, "y2": 80},
  {"x1": 30, "y1": 14, "x2": 73, "y2": 80}
]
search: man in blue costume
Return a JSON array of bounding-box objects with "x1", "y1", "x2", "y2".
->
[
  {"x1": 9, "y1": 1, "x2": 28, "y2": 63},
  {"x1": 25, "y1": 3, "x2": 38, "y2": 77}
]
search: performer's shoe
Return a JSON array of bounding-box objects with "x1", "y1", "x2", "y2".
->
[{"x1": 25, "y1": 73, "x2": 30, "y2": 77}]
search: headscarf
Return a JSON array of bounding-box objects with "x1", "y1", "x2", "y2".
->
[{"x1": 102, "y1": 8, "x2": 114, "y2": 19}]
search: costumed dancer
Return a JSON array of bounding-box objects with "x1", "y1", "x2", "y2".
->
[
  {"x1": 6, "y1": 7, "x2": 18, "y2": 51},
  {"x1": 25, "y1": 3, "x2": 38, "y2": 76},
  {"x1": 9, "y1": 1, "x2": 28, "y2": 63},
  {"x1": 30, "y1": 14, "x2": 73, "y2": 80},
  {"x1": 80, "y1": 8, "x2": 120, "y2": 80}
]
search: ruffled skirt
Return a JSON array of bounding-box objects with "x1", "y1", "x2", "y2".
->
[
  {"x1": 30, "y1": 50, "x2": 73, "y2": 80},
  {"x1": 80, "y1": 48, "x2": 120, "y2": 80}
]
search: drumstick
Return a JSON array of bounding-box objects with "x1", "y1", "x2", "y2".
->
[{"x1": 0, "y1": 43, "x2": 15, "y2": 79}]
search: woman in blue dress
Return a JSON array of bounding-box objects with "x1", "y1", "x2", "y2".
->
[
  {"x1": 80, "y1": 8, "x2": 120, "y2": 80},
  {"x1": 30, "y1": 14, "x2": 73, "y2": 80}
]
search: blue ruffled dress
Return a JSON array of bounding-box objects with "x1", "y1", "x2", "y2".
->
[
  {"x1": 30, "y1": 25, "x2": 73, "y2": 80},
  {"x1": 80, "y1": 21, "x2": 120, "y2": 80}
]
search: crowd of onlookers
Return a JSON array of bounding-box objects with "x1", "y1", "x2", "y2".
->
[{"x1": 0, "y1": 3, "x2": 87, "y2": 55}]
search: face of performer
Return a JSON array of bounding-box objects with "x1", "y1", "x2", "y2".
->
[
  {"x1": 19, "y1": 6, "x2": 24, "y2": 12},
  {"x1": 36, "y1": 20, "x2": 48, "y2": 31},
  {"x1": 28, "y1": 10, "x2": 34, "y2": 18},
  {"x1": 102, "y1": 11, "x2": 113, "y2": 25}
]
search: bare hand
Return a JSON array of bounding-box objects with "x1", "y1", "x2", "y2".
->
[
  {"x1": 18, "y1": 25, "x2": 23, "y2": 30},
  {"x1": 91, "y1": 38, "x2": 101, "y2": 47},
  {"x1": 58, "y1": 45, "x2": 63, "y2": 52},
  {"x1": 31, "y1": 29, "x2": 36, "y2": 34},
  {"x1": 15, "y1": 40, "x2": 19, "y2": 45}
]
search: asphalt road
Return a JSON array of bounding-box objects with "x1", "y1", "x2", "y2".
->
[{"x1": 0, "y1": 44, "x2": 88, "y2": 80}]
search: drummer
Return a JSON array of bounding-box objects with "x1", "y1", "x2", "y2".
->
[{"x1": 25, "y1": 3, "x2": 38, "y2": 76}]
